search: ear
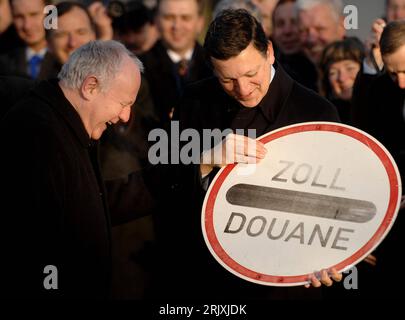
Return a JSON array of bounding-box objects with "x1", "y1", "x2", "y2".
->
[
  {"x1": 81, "y1": 76, "x2": 100, "y2": 100},
  {"x1": 267, "y1": 41, "x2": 276, "y2": 65}
]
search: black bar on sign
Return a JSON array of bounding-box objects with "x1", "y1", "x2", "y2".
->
[{"x1": 226, "y1": 184, "x2": 376, "y2": 223}]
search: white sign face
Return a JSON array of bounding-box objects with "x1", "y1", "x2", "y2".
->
[{"x1": 202, "y1": 122, "x2": 402, "y2": 286}]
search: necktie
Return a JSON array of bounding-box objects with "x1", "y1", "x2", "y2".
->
[
  {"x1": 28, "y1": 55, "x2": 43, "y2": 79},
  {"x1": 177, "y1": 59, "x2": 189, "y2": 77}
]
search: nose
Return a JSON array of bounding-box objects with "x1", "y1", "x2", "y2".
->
[
  {"x1": 171, "y1": 17, "x2": 180, "y2": 30},
  {"x1": 337, "y1": 70, "x2": 349, "y2": 83},
  {"x1": 67, "y1": 33, "x2": 78, "y2": 49},
  {"x1": 23, "y1": 17, "x2": 32, "y2": 31},
  {"x1": 306, "y1": 28, "x2": 319, "y2": 45},
  {"x1": 398, "y1": 74, "x2": 405, "y2": 89},
  {"x1": 235, "y1": 78, "x2": 251, "y2": 97},
  {"x1": 283, "y1": 23, "x2": 294, "y2": 36},
  {"x1": 119, "y1": 106, "x2": 131, "y2": 123}
]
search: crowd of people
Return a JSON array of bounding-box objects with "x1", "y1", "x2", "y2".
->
[{"x1": 0, "y1": 0, "x2": 404, "y2": 300}]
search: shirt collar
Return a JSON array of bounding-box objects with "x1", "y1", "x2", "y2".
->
[
  {"x1": 26, "y1": 47, "x2": 47, "y2": 61},
  {"x1": 167, "y1": 48, "x2": 194, "y2": 63},
  {"x1": 270, "y1": 65, "x2": 276, "y2": 83}
]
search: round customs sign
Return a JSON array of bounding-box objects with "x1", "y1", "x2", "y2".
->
[{"x1": 202, "y1": 122, "x2": 402, "y2": 286}]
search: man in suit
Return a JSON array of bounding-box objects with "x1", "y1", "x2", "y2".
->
[
  {"x1": 140, "y1": 0, "x2": 211, "y2": 124},
  {"x1": 353, "y1": 20, "x2": 405, "y2": 183},
  {"x1": 155, "y1": 8, "x2": 342, "y2": 300},
  {"x1": 0, "y1": 40, "x2": 142, "y2": 298},
  {"x1": 296, "y1": 0, "x2": 346, "y2": 66},
  {"x1": 350, "y1": 20, "x2": 405, "y2": 300},
  {"x1": 0, "y1": 0, "x2": 50, "y2": 78},
  {"x1": 39, "y1": 1, "x2": 97, "y2": 80}
]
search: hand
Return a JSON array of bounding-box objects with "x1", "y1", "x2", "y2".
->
[
  {"x1": 370, "y1": 18, "x2": 386, "y2": 47},
  {"x1": 304, "y1": 268, "x2": 342, "y2": 288},
  {"x1": 200, "y1": 133, "x2": 267, "y2": 176},
  {"x1": 364, "y1": 254, "x2": 377, "y2": 266},
  {"x1": 365, "y1": 18, "x2": 386, "y2": 70},
  {"x1": 88, "y1": 1, "x2": 113, "y2": 40}
]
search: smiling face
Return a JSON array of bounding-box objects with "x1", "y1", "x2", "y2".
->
[
  {"x1": 48, "y1": 6, "x2": 96, "y2": 64},
  {"x1": 273, "y1": 1, "x2": 301, "y2": 55},
  {"x1": 156, "y1": 0, "x2": 203, "y2": 56},
  {"x1": 212, "y1": 42, "x2": 275, "y2": 108},
  {"x1": 327, "y1": 59, "x2": 360, "y2": 100},
  {"x1": 298, "y1": 3, "x2": 345, "y2": 65},
  {"x1": 89, "y1": 57, "x2": 141, "y2": 140},
  {"x1": 11, "y1": 0, "x2": 46, "y2": 51}
]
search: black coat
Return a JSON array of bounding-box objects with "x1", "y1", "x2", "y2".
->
[
  {"x1": 0, "y1": 76, "x2": 36, "y2": 119},
  {"x1": 0, "y1": 25, "x2": 23, "y2": 55},
  {"x1": 0, "y1": 47, "x2": 53, "y2": 79},
  {"x1": 352, "y1": 71, "x2": 405, "y2": 182},
  {"x1": 351, "y1": 71, "x2": 405, "y2": 298},
  {"x1": 153, "y1": 65, "x2": 340, "y2": 299},
  {"x1": 0, "y1": 80, "x2": 111, "y2": 299},
  {"x1": 140, "y1": 40, "x2": 212, "y2": 124}
]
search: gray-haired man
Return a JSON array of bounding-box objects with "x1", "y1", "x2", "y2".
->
[
  {"x1": 0, "y1": 40, "x2": 142, "y2": 298},
  {"x1": 297, "y1": 0, "x2": 346, "y2": 65}
]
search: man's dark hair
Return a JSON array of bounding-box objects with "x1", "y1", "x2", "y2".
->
[
  {"x1": 45, "y1": 1, "x2": 96, "y2": 39},
  {"x1": 203, "y1": 9, "x2": 268, "y2": 66},
  {"x1": 380, "y1": 20, "x2": 405, "y2": 56}
]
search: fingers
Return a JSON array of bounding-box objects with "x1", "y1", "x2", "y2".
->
[
  {"x1": 364, "y1": 254, "x2": 377, "y2": 266},
  {"x1": 223, "y1": 134, "x2": 267, "y2": 164},
  {"x1": 371, "y1": 18, "x2": 386, "y2": 44},
  {"x1": 202, "y1": 133, "x2": 268, "y2": 166},
  {"x1": 305, "y1": 268, "x2": 342, "y2": 288},
  {"x1": 320, "y1": 269, "x2": 334, "y2": 287},
  {"x1": 308, "y1": 274, "x2": 322, "y2": 288},
  {"x1": 329, "y1": 268, "x2": 342, "y2": 282},
  {"x1": 88, "y1": 1, "x2": 103, "y2": 16},
  {"x1": 231, "y1": 134, "x2": 267, "y2": 161}
]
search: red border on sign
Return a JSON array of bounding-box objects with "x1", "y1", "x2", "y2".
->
[{"x1": 203, "y1": 123, "x2": 400, "y2": 285}]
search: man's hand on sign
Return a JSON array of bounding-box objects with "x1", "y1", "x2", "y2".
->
[
  {"x1": 200, "y1": 133, "x2": 267, "y2": 177},
  {"x1": 364, "y1": 254, "x2": 377, "y2": 267},
  {"x1": 304, "y1": 268, "x2": 342, "y2": 288}
]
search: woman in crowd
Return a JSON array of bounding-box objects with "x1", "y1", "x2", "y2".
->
[{"x1": 320, "y1": 37, "x2": 365, "y2": 124}]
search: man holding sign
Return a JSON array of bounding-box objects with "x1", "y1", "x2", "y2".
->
[{"x1": 168, "y1": 9, "x2": 343, "y2": 299}]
